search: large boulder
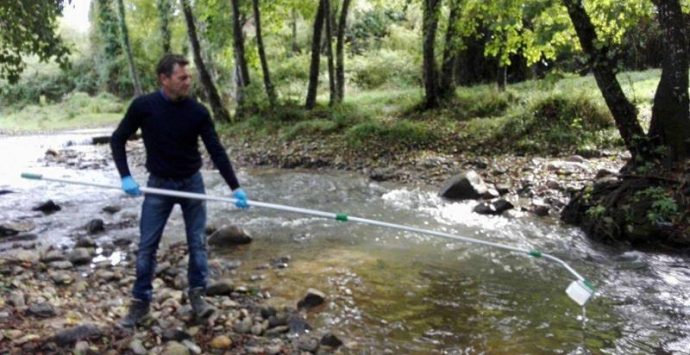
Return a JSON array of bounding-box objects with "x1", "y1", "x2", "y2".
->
[
  {"x1": 439, "y1": 170, "x2": 488, "y2": 200},
  {"x1": 208, "y1": 225, "x2": 252, "y2": 247}
]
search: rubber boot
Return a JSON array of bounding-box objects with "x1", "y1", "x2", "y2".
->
[
  {"x1": 119, "y1": 298, "x2": 150, "y2": 328},
  {"x1": 189, "y1": 287, "x2": 215, "y2": 320}
]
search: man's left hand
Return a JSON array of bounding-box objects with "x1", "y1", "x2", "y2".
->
[{"x1": 232, "y1": 188, "x2": 249, "y2": 209}]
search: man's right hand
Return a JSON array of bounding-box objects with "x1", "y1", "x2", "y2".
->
[{"x1": 121, "y1": 176, "x2": 141, "y2": 196}]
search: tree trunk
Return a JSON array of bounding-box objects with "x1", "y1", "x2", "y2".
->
[
  {"x1": 649, "y1": 0, "x2": 690, "y2": 164},
  {"x1": 422, "y1": 0, "x2": 441, "y2": 109},
  {"x1": 95, "y1": 0, "x2": 122, "y2": 95},
  {"x1": 562, "y1": 0, "x2": 645, "y2": 158},
  {"x1": 156, "y1": 0, "x2": 172, "y2": 53},
  {"x1": 305, "y1": 0, "x2": 326, "y2": 110},
  {"x1": 335, "y1": 0, "x2": 351, "y2": 103},
  {"x1": 252, "y1": 0, "x2": 277, "y2": 108},
  {"x1": 180, "y1": 0, "x2": 231, "y2": 123},
  {"x1": 439, "y1": 0, "x2": 460, "y2": 99},
  {"x1": 230, "y1": 0, "x2": 250, "y2": 87},
  {"x1": 324, "y1": 0, "x2": 336, "y2": 106},
  {"x1": 115, "y1": 0, "x2": 143, "y2": 96},
  {"x1": 496, "y1": 65, "x2": 507, "y2": 91},
  {"x1": 291, "y1": 8, "x2": 299, "y2": 54}
]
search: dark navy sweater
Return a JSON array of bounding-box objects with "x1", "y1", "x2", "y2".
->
[{"x1": 111, "y1": 92, "x2": 240, "y2": 190}]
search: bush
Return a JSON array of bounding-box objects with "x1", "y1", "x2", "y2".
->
[
  {"x1": 349, "y1": 49, "x2": 420, "y2": 89},
  {"x1": 490, "y1": 93, "x2": 617, "y2": 153},
  {"x1": 346, "y1": 119, "x2": 438, "y2": 149}
]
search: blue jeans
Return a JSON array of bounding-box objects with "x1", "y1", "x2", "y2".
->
[{"x1": 132, "y1": 172, "x2": 208, "y2": 303}]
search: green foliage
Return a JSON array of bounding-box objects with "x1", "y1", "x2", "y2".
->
[
  {"x1": 346, "y1": 119, "x2": 438, "y2": 149},
  {"x1": 586, "y1": 205, "x2": 607, "y2": 219},
  {"x1": 0, "y1": 1, "x2": 71, "y2": 83},
  {"x1": 634, "y1": 187, "x2": 679, "y2": 224},
  {"x1": 0, "y1": 91, "x2": 123, "y2": 132},
  {"x1": 467, "y1": 92, "x2": 618, "y2": 154},
  {"x1": 349, "y1": 49, "x2": 420, "y2": 89}
]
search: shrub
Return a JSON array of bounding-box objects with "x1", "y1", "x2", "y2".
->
[
  {"x1": 349, "y1": 49, "x2": 420, "y2": 89},
  {"x1": 346, "y1": 119, "x2": 438, "y2": 149}
]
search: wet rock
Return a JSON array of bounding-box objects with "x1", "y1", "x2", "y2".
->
[
  {"x1": 68, "y1": 248, "x2": 92, "y2": 265},
  {"x1": 50, "y1": 271, "x2": 74, "y2": 285},
  {"x1": 208, "y1": 225, "x2": 252, "y2": 246},
  {"x1": 27, "y1": 302, "x2": 57, "y2": 318},
  {"x1": 439, "y1": 171, "x2": 488, "y2": 200},
  {"x1": 75, "y1": 237, "x2": 96, "y2": 248},
  {"x1": 0, "y1": 189, "x2": 13, "y2": 195},
  {"x1": 32, "y1": 200, "x2": 61, "y2": 214},
  {"x1": 42, "y1": 250, "x2": 66, "y2": 263},
  {"x1": 207, "y1": 279, "x2": 234, "y2": 296},
  {"x1": 531, "y1": 201, "x2": 550, "y2": 217},
  {"x1": 182, "y1": 340, "x2": 201, "y2": 354},
  {"x1": 295, "y1": 334, "x2": 320, "y2": 352},
  {"x1": 129, "y1": 339, "x2": 147, "y2": 355},
  {"x1": 210, "y1": 335, "x2": 232, "y2": 349},
  {"x1": 495, "y1": 184, "x2": 511, "y2": 195},
  {"x1": 49, "y1": 260, "x2": 73, "y2": 270},
  {"x1": 162, "y1": 328, "x2": 191, "y2": 342},
  {"x1": 0, "y1": 221, "x2": 35, "y2": 237},
  {"x1": 369, "y1": 167, "x2": 396, "y2": 182},
  {"x1": 268, "y1": 312, "x2": 290, "y2": 328},
  {"x1": 162, "y1": 341, "x2": 190, "y2": 355},
  {"x1": 113, "y1": 236, "x2": 134, "y2": 246},
  {"x1": 298, "y1": 288, "x2": 326, "y2": 310},
  {"x1": 261, "y1": 306, "x2": 277, "y2": 319},
  {"x1": 1, "y1": 233, "x2": 38, "y2": 243},
  {"x1": 85, "y1": 219, "x2": 105, "y2": 234},
  {"x1": 595, "y1": 168, "x2": 617, "y2": 179},
  {"x1": 53, "y1": 324, "x2": 102, "y2": 346},
  {"x1": 102, "y1": 205, "x2": 121, "y2": 214},
  {"x1": 321, "y1": 332, "x2": 343, "y2": 348},
  {"x1": 8, "y1": 291, "x2": 25, "y2": 308},
  {"x1": 91, "y1": 136, "x2": 111, "y2": 145},
  {"x1": 11, "y1": 249, "x2": 40, "y2": 263},
  {"x1": 288, "y1": 313, "x2": 311, "y2": 334},
  {"x1": 74, "y1": 340, "x2": 90, "y2": 354},
  {"x1": 234, "y1": 317, "x2": 253, "y2": 333},
  {"x1": 473, "y1": 199, "x2": 514, "y2": 215}
]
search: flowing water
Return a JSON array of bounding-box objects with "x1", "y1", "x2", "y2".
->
[{"x1": 1, "y1": 131, "x2": 689, "y2": 354}]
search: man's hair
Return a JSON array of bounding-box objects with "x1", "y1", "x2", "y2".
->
[{"x1": 156, "y1": 54, "x2": 189, "y2": 77}]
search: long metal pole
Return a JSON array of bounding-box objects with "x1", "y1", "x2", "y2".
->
[{"x1": 21, "y1": 173, "x2": 593, "y2": 299}]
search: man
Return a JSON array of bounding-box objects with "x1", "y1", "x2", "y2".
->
[{"x1": 111, "y1": 54, "x2": 248, "y2": 328}]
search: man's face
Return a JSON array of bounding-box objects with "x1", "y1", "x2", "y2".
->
[{"x1": 160, "y1": 63, "x2": 192, "y2": 100}]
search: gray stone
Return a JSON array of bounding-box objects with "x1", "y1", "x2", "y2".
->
[
  {"x1": 129, "y1": 339, "x2": 147, "y2": 355},
  {"x1": 207, "y1": 279, "x2": 234, "y2": 296},
  {"x1": 294, "y1": 334, "x2": 319, "y2": 353},
  {"x1": 27, "y1": 302, "x2": 57, "y2": 318},
  {"x1": 49, "y1": 260, "x2": 73, "y2": 270},
  {"x1": 473, "y1": 199, "x2": 514, "y2": 216},
  {"x1": 68, "y1": 248, "x2": 92, "y2": 265},
  {"x1": 208, "y1": 225, "x2": 252, "y2": 246},
  {"x1": 53, "y1": 324, "x2": 102, "y2": 346},
  {"x1": 162, "y1": 341, "x2": 190, "y2": 355},
  {"x1": 32, "y1": 200, "x2": 61, "y2": 214},
  {"x1": 298, "y1": 288, "x2": 326, "y2": 309},
  {"x1": 320, "y1": 333, "x2": 343, "y2": 348},
  {"x1": 8, "y1": 291, "x2": 25, "y2": 308},
  {"x1": 85, "y1": 219, "x2": 105, "y2": 234},
  {"x1": 42, "y1": 250, "x2": 66, "y2": 263},
  {"x1": 439, "y1": 171, "x2": 488, "y2": 200}
]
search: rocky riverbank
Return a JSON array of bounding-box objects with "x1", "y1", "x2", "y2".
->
[
  {"x1": 0, "y1": 221, "x2": 343, "y2": 354},
  {"x1": 0, "y1": 133, "x2": 639, "y2": 354}
]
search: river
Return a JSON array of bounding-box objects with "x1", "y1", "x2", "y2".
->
[{"x1": 0, "y1": 130, "x2": 688, "y2": 354}]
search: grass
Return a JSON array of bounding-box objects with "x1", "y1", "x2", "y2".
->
[
  {"x1": 0, "y1": 92, "x2": 124, "y2": 133},
  {"x1": 224, "y1": 68, "x2": 663, "y2": 156},
  {"x1": 2, "y1": 68, "x2": 664, "y2": 157}
]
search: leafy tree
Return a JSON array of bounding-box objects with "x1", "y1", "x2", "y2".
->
[
  {"x1": 116, "y1": 0, "x2": 143, "y2": 96},
  {"x1": 0, "y1": 1, "x2": 71, "y2": 83},
  {"x1": 253, "y1": 0, "x2": 277, "y2": 107},
  {"x1": 306, "y1": 0, "x2": 327, "y2": 109},
  {"x1": 180, "y1": 0, "x2": 231, "y2": 123}
]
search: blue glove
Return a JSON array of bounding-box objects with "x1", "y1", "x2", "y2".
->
[
  {"x1": 232, "y1": 188, "x2": 249, "y2": 209},
  {"x1": 121, "y1": 176, "x2": 141, "y2": 196}
]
